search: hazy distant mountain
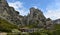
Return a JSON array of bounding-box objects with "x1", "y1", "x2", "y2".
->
[{"x1": 53, "y1": 19, "x2": 60, "y2": 24}]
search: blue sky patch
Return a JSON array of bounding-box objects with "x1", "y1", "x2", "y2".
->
[{"x1": 7, "y1": 0, "x2": 60, "y2": 20}]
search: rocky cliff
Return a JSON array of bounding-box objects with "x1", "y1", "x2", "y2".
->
[
  {"x1": 0, "y1": 0, "x2": 23, "y2": 25},
  {"x1": 0, "y1": 0, "x2": 53, "y2": 29},
  {"x1": 22, "y1": 7, "x2": 53, "y2": 29},
  {"x1": 23, "y1": 7, "x2": 46, "y2": 27}
]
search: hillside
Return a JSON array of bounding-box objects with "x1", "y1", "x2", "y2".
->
[
  {"x1": 0, "y1": 0, "x2": 60, "y2": 35},
  {"x1": 0, "y1": 17, "x2": 18, "y2": 32},
  {"x1": 0, "y1": 0, "x2": 23, "y2": 26}
]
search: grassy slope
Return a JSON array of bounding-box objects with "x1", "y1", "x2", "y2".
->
[
  {"x1": 0, "y1": 18, "x2": 18, "y2": 32},
  {"x1": 51, "y1": 24, "x2": 60, "y2": 35},
  {"x1": 54, "y1": 24, "x2": 60, "y2": 30}
]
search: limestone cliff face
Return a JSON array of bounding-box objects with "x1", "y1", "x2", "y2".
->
[
  {"x1": 0, "y1": 0, "x2": 53, "y2": 29},
  {"x1": 30, "y1": 7, "x2": 46, "y2": 20},
  {"x1": 23, "y1": 7, "x2": 53, "y2": 29},
  {"x1": 23, "y1": 7, "x2": 46, "y2": 28},
  {"x1": 0, "y1": 0, "x2": 23, "y2": 25}
]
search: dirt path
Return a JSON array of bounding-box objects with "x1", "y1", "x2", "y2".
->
[{"x1": 0, "y1": 32, "x2": 7, "y2": 35}]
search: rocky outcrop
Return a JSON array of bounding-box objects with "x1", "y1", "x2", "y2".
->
[
  {"x1": 0, "y1": 0, "x2": 23, "y2": 25},
  {"x1": 45, "y1": 18, "x2": 53, "y2": 30},
  {"x1": 23, "y1": 7, "x2": 46, "y2": 28},
  {"x1": 0, "y1": 0, "x2": 53, "y2": 29},
  {"x1": 23, "y1": 7, "x2": 53, "y2": 29}
]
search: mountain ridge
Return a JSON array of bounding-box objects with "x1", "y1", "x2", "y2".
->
[
  {"x1": 0, "y1": 0, "x2": 54, "y2": 29},
  {"x1": 0, "y1": 0, "x2": 60, "y2": 30}
]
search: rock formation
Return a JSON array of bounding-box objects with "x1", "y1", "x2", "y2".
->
[
  {"x1": 0, "y1": 0, "x2": 53, "y2": 29},
  {"x1": 0, "y1": 0, "x2": 23, "y2": 25},
  {"x1": 45, "y1": 18, "x2": 53, "y2": 30},
  {"x1": 27, "y1": 7, "x2": 46, "y2": 25}
]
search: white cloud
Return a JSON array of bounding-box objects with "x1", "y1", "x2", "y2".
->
[
  {"x1": 44, "y1": 9, "x2": 60, "y2": 20},
  {"x1": 16, "y1": 9, "x2": 29, "y2": 16},
  {"x1": 8, "y1": 1, "x2": 29, "y2": 16},
  {"x1": 8, "y1": 1, "x2": 23, "y2": 9},
  {"x1": 7, "y1": 0, "x2": 60, "y2": 19},
  {"x1": 44, "y1": 0, "x2": 60, "y2": 20}
]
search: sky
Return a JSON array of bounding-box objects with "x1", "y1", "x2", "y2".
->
[{"x1": 6, "y1": 0, "x2": 60, "y2": 20}]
